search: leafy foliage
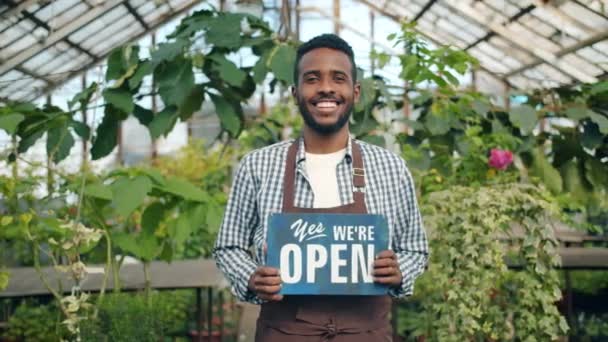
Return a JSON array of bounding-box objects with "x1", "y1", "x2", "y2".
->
[{"x1": 415, "y1": 184, "x2": 568, "y2": 341}]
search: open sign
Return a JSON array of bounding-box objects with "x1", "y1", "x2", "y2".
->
[{"x1": 266, "y1": 213, "x2": 389, "y2": 295}]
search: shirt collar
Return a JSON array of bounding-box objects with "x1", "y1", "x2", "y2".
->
[{"x1": 295, "y1": 134, "x2": 354, "y2": 165}]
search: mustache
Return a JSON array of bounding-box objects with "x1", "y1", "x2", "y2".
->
[{"x1": 311, "y1": 95, "x2": 343, "y2": 104}]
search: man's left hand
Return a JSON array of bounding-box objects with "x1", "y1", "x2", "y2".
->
[{"x1": 372, "y1": 250, "x2": 402, "y2": 287}]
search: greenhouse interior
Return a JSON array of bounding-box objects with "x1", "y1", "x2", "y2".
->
[{"x1": 0, "y1": 0, "x2": 607, "y2": 341}]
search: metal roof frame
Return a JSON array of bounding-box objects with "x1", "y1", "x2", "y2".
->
[
  {"x1": 0, "y1": 0, "x2": 204, "y2": 102},
  {"x1": 1, "y1": 0, "x2": 607, "y2": 102},
  {"x1": 357, "y1": 0, "x2": 608, "y2": 89}
]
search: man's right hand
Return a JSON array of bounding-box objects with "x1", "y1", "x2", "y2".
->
[{"x1": 248, "y1": 266, "x2": 283, "y2": 301}]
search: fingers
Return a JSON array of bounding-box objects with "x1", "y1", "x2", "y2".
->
[
  {"x1": 375, "y1": 250, "x2": 396, "y2": 259},
  {"x1": 249, "y1": 266, "x2": 283, "y2": 302},
  {"x1": 257, "y1": 266, "x2": 280, "y2": 277},
  {"x1": 373, "y1": 250, "x2": 401, "y2": 286}
]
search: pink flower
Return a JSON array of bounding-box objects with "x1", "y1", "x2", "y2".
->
[{"x1": 488, "y1": 149, "x2": 513, "y2": 170}]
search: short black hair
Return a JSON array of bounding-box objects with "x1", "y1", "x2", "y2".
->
[{"x1": 294, "y1": 34, "x2": 357, "y2": 85}]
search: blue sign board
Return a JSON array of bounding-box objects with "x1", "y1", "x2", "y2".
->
[{"x1": 266, "y1": 213, "x2": 389, "y2": 295}]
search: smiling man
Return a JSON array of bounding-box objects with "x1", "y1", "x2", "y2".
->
[{"x1": 213, "y1": 34, "x2": 428, "y2": 341}]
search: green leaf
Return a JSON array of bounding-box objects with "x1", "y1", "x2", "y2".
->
[
  {"x1": 0, "y1": 113, "x2": 24, "y2": 134},
  {"x1": 106, "y1": 48, "x2": 125, "y2": 81},
  {"x1": 206, "y1": 199, "x2": 224, "y2": 234},
  {"x1": 509, "y1": 105, "x2": 538, "y2": 134},
  {"x1": 103, "y1": 87, "x2": 134, "y2": 114},
  {"x1": 178, "y1": 84, "x2": 205, "y2": 120},
  {"x1": 584, "y1": 157, "x2": 608, "y2": 189},
  {"x1": 210, "y1": 93, "x2": 241, "y2": 137},
  {"x1": 91, "y1": 107, "x2": 119, "y2": 160},
  {"x1": 111, "y1": 176, "x2": 152, "y2": 217},
  {"x1": 208, "y1": 54, "x2": 246, "y2": 87},
  {"x1": 68, "y1": 82, "x2": 98, "y2": 111},
  {"x1": 205, "y1": 13, "x2": 242, "y2": 49},
  {"x1": 112, "y1": 232, "x2": 141, "y2": 257},
  {"x1": 46, "y1": 126, "x2": 74, "y2": 163},
  {"x1": 588, "y1": 111, "x2": 608, "y2": 134},
  {"x1": 128, "y1": 60, "x2": 153, "y2": 90},
  {"x1": 269, "y1": 44, "x2": 296, "y2": 84},
  {"x1": 172, "y1": 214, "x2": 193, "y2": 246},
  {"x1": 70, "y1": 120, "x2": 90, "y2": 139},
  {"x1": 133, "y1": 105, "x2": 154, "y2": 126},
  {"x1": 84, "y1": 183, "x2": 113, "y2": 200},
  {"x1": 141, "y1": 202, "x2": 165, "y2": 235},
  {"x1": 361, "y1": 134, "x2": 385, "y2": 147},
  {"x1": 529, "y1": 148, "x2": 563, "y2": 194},
  {"x1": 148, "y1": 106, "x2": 178, "y2": 140},
  {"x1": 590, "y1": 81, "x2": 608, "y2": 95},
  {"x1": 581, "y1": 121, "x2": 603, "y2": 150},
  {"x1": 564, "y1": 106, "x2": 589, "y2": 121},
  {"x1": 355, "y1": 78, "x2": 375, "y2": 112},
  {"x1": 17, "y1": 129, "x2": 44, "y2": 154},
  {"x1": 162, "y1": 176, "x2": 208, "y2": 202},
  {"x1": 252, "y1": 51, "x2": 270, "y2": 84},
  {"x1": 115, "y1": 232, "x2": 161, "y2": 261},
  {"x1": 157, "y1": 58, "x2": 195, "y2": 107},
  {"x1": 472, "y1": 100, "x2": 490, "y2": 118},
  {"x1": 560, "y1": 159, "x2": 591, "y2": 203},
  {"x1": 150, "y1": 39, "x2": 189, "y2": 65},
  {"x1": 141, "y1": 168, "x2": 166, "y2": 186},
  {"x1": 425, "y1": 112, "x2": 451, "y2": 136}
]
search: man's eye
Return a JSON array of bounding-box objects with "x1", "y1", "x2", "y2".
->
[
  {"x1": 335, "y1": 76, "x2": 346, "y2": 81},
  {"x1": 305, "y1": 77, "x2": 318, "y2": 82}
]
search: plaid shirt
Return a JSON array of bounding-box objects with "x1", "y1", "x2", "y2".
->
[{"x1": 213, "y1": 137, "x2": 428, "y2": 304}]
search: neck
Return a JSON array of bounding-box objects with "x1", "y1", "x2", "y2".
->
[{"x1": 302, "y1": 125, "x2": 349, "y2": 154}]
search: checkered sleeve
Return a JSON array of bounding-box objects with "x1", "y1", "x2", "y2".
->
[
  {"x1": 213, "y1": 155, "x2": 263, "y2": 304},
  {"x1": 388, "y1": 160, "x2": 429, "y2": 298}
]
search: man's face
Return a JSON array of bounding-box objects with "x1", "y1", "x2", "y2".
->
[{"x1": 293, "y1": 48, "x2": 360, "y2": 135}]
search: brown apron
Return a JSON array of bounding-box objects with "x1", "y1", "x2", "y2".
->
[{"x1": 255, "y1": 140, "x2": 392, "y2": 342}]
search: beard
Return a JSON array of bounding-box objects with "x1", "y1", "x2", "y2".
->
[{"x1": 297, "y1": 96, "x2": 353, "y2": 135}]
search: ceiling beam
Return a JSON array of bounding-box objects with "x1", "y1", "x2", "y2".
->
[
  {"x1": 0, "y1": 0, "x2": 124, "y2": 76},
  {"x1": 17, "y1": 8, "x2": 98, "y2": 60},
  {"x1": 23, "y1": 0, "x2": 204, "y2": 102},
  {"x1": 413, "y1": 0, "x2": 437, "y2": 21},
  {"x1": 354, "y1": 0, "x2": 513, "y2": 88},
  {"x1": 0, "y1": 0, "x2": 39, "y2": 21},
  {"x1": 298, "y1": 5, "x2": 400, "y2": 54},
  {"x1": 573, "y1": 0, "x2": 608, "y2": 21},
  {"x1": 124, "y1": 0, "x2": 149, "y2": 30},
  {"x1": 506, "y1": 30, "x2": 608, "y2": 78},
  {"x1": 465, "y1": 5, "x2": 535, "y2": 51},
  {"x1": 443, "y1": 0, "x2": 597, "y2": 84}
]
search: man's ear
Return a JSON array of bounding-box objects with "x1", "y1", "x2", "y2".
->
[{"x1": 353, "y1": 81, "x2": 361, "y2": 103}]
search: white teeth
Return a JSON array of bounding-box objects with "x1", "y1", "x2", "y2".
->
[{"x1": 316, "y1": 101, "x2": 337, "y2": 108}]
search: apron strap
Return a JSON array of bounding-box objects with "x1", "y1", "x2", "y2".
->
[{"x1": 282, "y1": 138, "x2": 365, "y2": 212}]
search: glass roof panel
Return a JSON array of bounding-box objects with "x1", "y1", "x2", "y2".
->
[
  {"x1": 49, "y1": 2, "x2": 89, "y2": 29},
  {"x1": 0, "y1": 70, "x2": 24, "y2": 92},
  {"x1": 35, "y1": 0, "x2": 80, "y2": 22},
  {"x1": 69, "y1": 5, "x2": 128, "y2": 45},
  {"x1": 1, "y1": 34, "x2": 38, "y2": 59},
  {"x1": 559, "y1": 1, "x2": 608, "y2": 30},
  {"x1": 562, "y1": 53, "x2": 603, "y2": 76},
  {"x1": 533, "y1": 63, "x2": 572, "y2": 84},
  {"x1": 577, "y1": 47, "x2": 608, "y2": 72},
  {"x1": 90, "y1": 26, "x2": 144, "y2": 57},
  {"x1": 487, "y1": 0, "x2": 524, "y2": 17},
  {"x1": 80, "y1": 13, "x2": 137, "y2": 51},
  {"x1": 487, "y1": 36, "x2": 535, "y2": 65},
  {"x1": 143, "y1": 3, "x2": 172, "y2": 23},
  {"x1": 136, "y1": 1, "x2": 157, "y2": 17}
]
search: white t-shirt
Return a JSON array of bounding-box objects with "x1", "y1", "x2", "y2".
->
[{"x1": 305, "y1": 148, "x2": 346, "y2": 208}]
